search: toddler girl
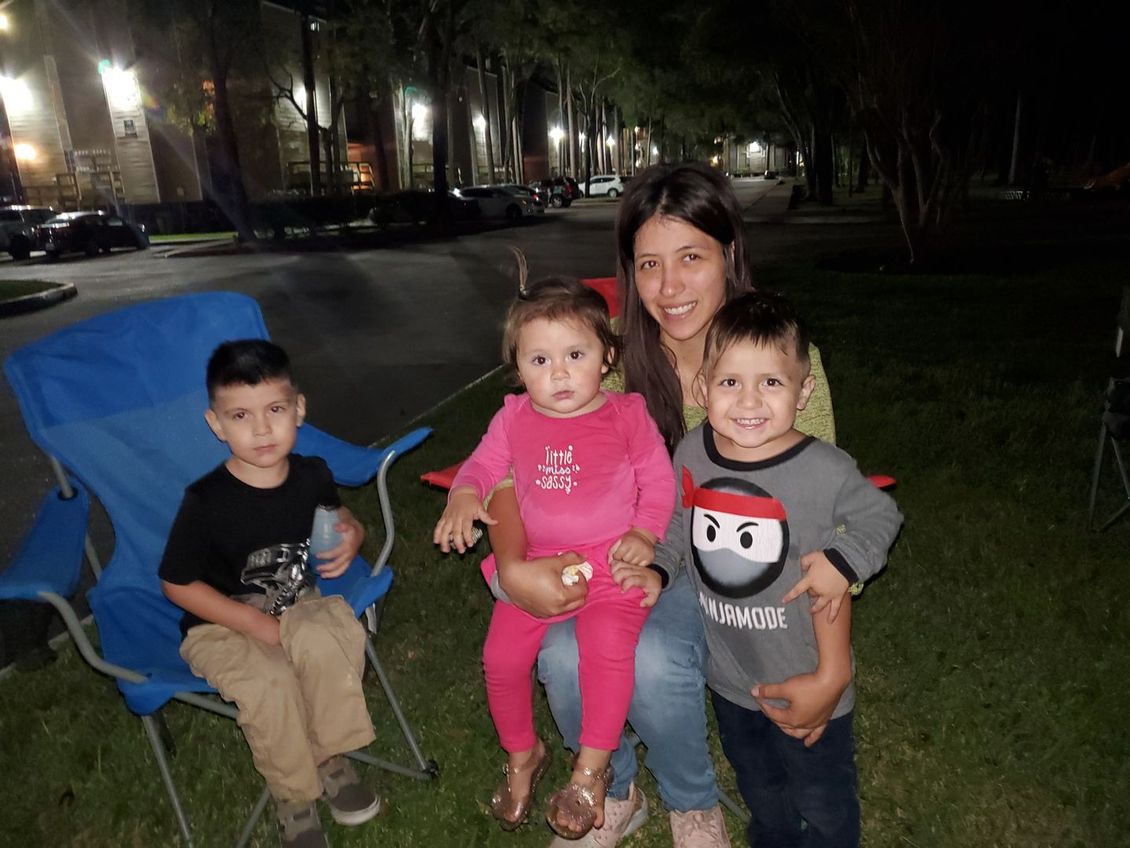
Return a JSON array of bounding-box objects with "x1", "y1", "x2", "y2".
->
[{"x1": 434, "y1": 277, "x2": 675, "y2": 839}]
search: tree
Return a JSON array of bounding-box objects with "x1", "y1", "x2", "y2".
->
[
  {"x1": 130, "y1": 0, "x2": 262, "y2": 240},
  {"x1": 784, "y1": 0, "x2": 1009, "y2": 264}
]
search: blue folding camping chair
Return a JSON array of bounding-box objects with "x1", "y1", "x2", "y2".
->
[{"x1": 1, "y1": 292, "x2": 436, "y2": 846}]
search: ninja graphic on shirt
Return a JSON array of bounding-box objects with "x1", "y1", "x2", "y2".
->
[{"x1": 683, "y1": 468, "x2": 789, "y2": 599}]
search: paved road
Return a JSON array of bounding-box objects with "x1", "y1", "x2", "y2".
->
[{"x1": 0, "y1": 179, "x2": 776, "y2": 569}]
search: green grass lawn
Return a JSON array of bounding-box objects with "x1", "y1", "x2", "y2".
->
[
  {"x1": 1, "y1": 209, "x2": 1127, "y2": 847},
  {"x1": 0, "y1": 279, "x2": 58, "y2": 300}
]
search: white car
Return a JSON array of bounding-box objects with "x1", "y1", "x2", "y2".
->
[
  {"x1": 585, "y1": 175, "x2": 624, "y2": 198},
  {"x1": 496, "y1": 184, "x2": 547, "y2": 214},
  {"x1": 455, "y1": 186, "x2": 538, "y2": 222}
]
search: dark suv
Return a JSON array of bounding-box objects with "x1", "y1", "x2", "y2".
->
[
  {"x1": 0, "y1": 206, "x2": 55, "y2": 259},
  {"x1": 529, "y1": 177, "x2": 580, "y2": 208}
]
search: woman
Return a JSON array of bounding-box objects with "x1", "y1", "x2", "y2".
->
[{"x1": 488, "y1": 163, "x2": 850, "y2": 848}]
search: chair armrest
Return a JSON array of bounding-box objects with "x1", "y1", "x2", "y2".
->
[
  {"x1": 297, "y1": 426, "x2": 432, "y2": 487},
  {"x1": 0, "y1": 483, "x2": 89, "y2": 602}
]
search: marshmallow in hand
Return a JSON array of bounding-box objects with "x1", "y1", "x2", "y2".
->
[{"x1": 561, "y1": 561, "x2": 594, "y2": 587}]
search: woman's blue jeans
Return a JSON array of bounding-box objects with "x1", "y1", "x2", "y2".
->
[{"x1": 536, "y1": 571, "x2": 720, "y2": 811}]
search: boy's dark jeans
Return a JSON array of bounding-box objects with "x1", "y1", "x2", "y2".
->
[{"x1": 712, "y1": 692, "x2": 860, "y2": 848}]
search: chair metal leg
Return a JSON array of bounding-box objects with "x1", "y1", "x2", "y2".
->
[
  {"x1": 1088, "y1": 424, "x2": 1108, "y2": 529},
  {"x1": 142, "y1": 714, "x2": 193, "y2": 847},
  {"x1": 1096, "y1": 438, "x2": 1130, "y2": 531},
  {"x1": 364, "y1": 638, "x2": 436, "y2": 777},
  {"x1": 233, "y1": 786, "x2": 272, "y2": 848}
]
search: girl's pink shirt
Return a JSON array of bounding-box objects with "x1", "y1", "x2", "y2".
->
[{"x1": 453, "y1": 391, "x2": 675, "y2": 562}]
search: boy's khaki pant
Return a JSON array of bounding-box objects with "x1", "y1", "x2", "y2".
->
[{"x1": 180, "y1": 594, "x2": 375, "y2": 802}]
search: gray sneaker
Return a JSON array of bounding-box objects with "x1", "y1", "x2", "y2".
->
[
  {"x1": 318, "y1": 756, "x2": 384, "y2": 826},
  {"x1": 547, "y1": 782, "x2": 648, "y2": 847},
  {"x1": 276, "y1": 799, "x2": 329, "y2": 848}
]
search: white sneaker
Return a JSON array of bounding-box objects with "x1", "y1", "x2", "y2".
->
[
  {"x1": 670, "y1": 804, "x2": 732, "y2": 848},
  {"x1": 547, "y1": 782, "x2": 648, "y2": 847}
]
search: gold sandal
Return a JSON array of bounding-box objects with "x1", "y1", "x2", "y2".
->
[
  {"x1": 545, "y1": 762, "x2": 614, "y2": 840},
  {"x1": 490, "y1": 740, "x2": 552, "y2": 831}
]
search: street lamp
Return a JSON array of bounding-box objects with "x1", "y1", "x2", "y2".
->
[
  {"x1": 0, "y1": 76, "x2": 33, "y2": 115},
  {"x1": 474, "y1": 113, "x2": 487, "y2": 131},
  {"x1": 14, "y1": 142, "x2": 36, "y2": 162},
  {"x1": 549, "y1": 125, "x2": 564, "y2": 144}
]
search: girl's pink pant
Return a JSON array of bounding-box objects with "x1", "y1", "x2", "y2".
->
[{"x1": 482, "y1": 560, "x2": 651, "y2": 752}]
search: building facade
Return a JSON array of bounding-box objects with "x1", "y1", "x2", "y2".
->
[{"x1": 0, "y1": 0, "x2": 339, "y2": 210}]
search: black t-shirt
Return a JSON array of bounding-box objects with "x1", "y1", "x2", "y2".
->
[{"x1": 159, "y1": 454, "x2": 341, "y2": 635}]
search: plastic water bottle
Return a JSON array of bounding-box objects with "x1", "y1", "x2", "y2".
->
[{"x1": 309, "y1": 505, "x2": 343, "y2": 561}]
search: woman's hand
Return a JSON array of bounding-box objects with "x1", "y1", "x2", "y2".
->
[
  {"x1": 781, "y1": 551, "x2": 850, "y2": 623},
  {"x1": 498, "y1": 551, "x2": 588, "y2": 618}
]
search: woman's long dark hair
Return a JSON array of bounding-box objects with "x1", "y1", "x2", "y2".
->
[{"x1": 616, "y1": 162, "x2": 753, "y2": 453}]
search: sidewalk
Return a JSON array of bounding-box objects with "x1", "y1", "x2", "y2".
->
[{"x1": 742, "y1": 181, "x2": 795, "y2": 223}]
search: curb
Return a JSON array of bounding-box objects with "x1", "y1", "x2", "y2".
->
[{"x1": 0, "y1": 281, "x2": 77, "y2": 318}]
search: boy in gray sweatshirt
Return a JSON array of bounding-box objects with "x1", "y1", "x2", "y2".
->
[{"x1": 650, "y1": 292, "x2": 902, "y2": 848}]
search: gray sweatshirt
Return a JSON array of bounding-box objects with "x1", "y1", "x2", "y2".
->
[{"x1": 653, "y1": 425, "x2": 903, "y2": 717}]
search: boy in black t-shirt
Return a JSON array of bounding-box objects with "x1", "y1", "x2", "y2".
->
[{"x1": 159, "y1": 340, "x2": 381, "y2": 848}]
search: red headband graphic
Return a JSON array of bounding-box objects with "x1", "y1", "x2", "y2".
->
[{"x1": 681, "y1": 467, "x2": 787, "y2": 521}]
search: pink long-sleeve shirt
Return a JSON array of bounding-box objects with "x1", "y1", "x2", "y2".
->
[{"x1": 453, "y1": 391, "x2": 675, "y2": 558}]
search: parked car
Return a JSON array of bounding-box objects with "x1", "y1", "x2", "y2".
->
[
  {"x1": 0, "y1": 205, "x2": 55, "y2": 259},
  {"x1": 454, "y1": 186, "x2": 538, "y2": 222},
  {"x1": 367, "y1": 190, "x2": 479, "y2": 228},
  {"x1": 585, "y1": 174, "x2": 625, "y2": 198},
  {"x1": 36, "y1": 211, "x2": 149, "y2": 259},
  {"x1": 496, "y1": 184, "x2": 546, "y2": 214},
  {"x1": 528, "y1": 179, "x2": 574, "y2": 208}
]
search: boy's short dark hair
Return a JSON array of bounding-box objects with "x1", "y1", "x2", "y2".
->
[
  {"x1": 702, "y1": 291, "x2": 811, "y2": 378},
  {"x1": 206, "y1": 339, "x2": 295, "y2": 401},
  {"x1": 501, "y1": 277, "x2": 620, "y2": 381}
]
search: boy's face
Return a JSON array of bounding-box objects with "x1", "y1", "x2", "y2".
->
[
  {"x1": 204, "y1": 378, "x2": 305, "y2": 484},
  {"x1": 516, "y1": 316, "x2": 610, "y2": 418},
  {"x1": 702, "y1": 338, "x2": 815, "y2": 463}
]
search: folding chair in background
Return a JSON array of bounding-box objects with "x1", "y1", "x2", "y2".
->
[
  {"x1": 0, "y1": 292, "x2": 437, "y2": 846},
  {"x1": 1088, "y1": 286, "x2": 1130, "y2": 531}
]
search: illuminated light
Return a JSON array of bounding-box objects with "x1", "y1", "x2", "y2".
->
[
  {"x1": 293, "y1": 86, "x2": 307, "y2": 113},
  {"x1": 605, "y1": 135, "x2": 615, "y2": 148},
  {"x1": 651, "y1": 146, "x2": 658, "y2": 156},
  {"x1": 100, "y1": 65, "x2": 140, "y2": 110},
  {"x1": 0, "y1": 13, "x2": 10, "y2": 31},
  {"x1": 14, "y1": 142, "x2": 37, "y2": 162},
  {"x1": 549, "y1": 125, "x2": 564, "y2": 144},
  {"x1": 410, "y1": 101, "x2": 428, "y2": 124},
  {"x1": 0, "y1": 76, "x2": 33, "y2": 115},
  {"x1": 748, "y1": 141, "x2": 761, "y2": 155},
  {"x1": 473, "y1": 113, "x2": 487, "y2": 130}
]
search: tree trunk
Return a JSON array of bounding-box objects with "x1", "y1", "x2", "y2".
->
[
  {"x1": 811, "y1": 121, "x2": 834, "y2": 204},
  {"x1": 476, "y1": 48, "x2": 496, "y2": 183},
  {"x1": 300, "y1": 13, "x2": 321, "y2": 196},
  {"x1": 208, "y1": 63, "x2": 253, "y2": 240},
  {"x1": 499, "y1": 62, "x2": 513, "y2": 180},
  {"x1": 855, "y1": 137, "x2": 870, "y2": 193},
  {"x1": 368, "y1": 96, "x2": 390, "y2": 191},
  {"x1": 566, "y1": 66, "x2": 578, "y2": 177},
  {"x1": 1008, "y1": 90, "x2": 1023, "y2": 185}
]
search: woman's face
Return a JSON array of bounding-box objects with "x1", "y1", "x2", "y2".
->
[{"x1": 632, "y1": 214, "x2": 729, "y2": 349}]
